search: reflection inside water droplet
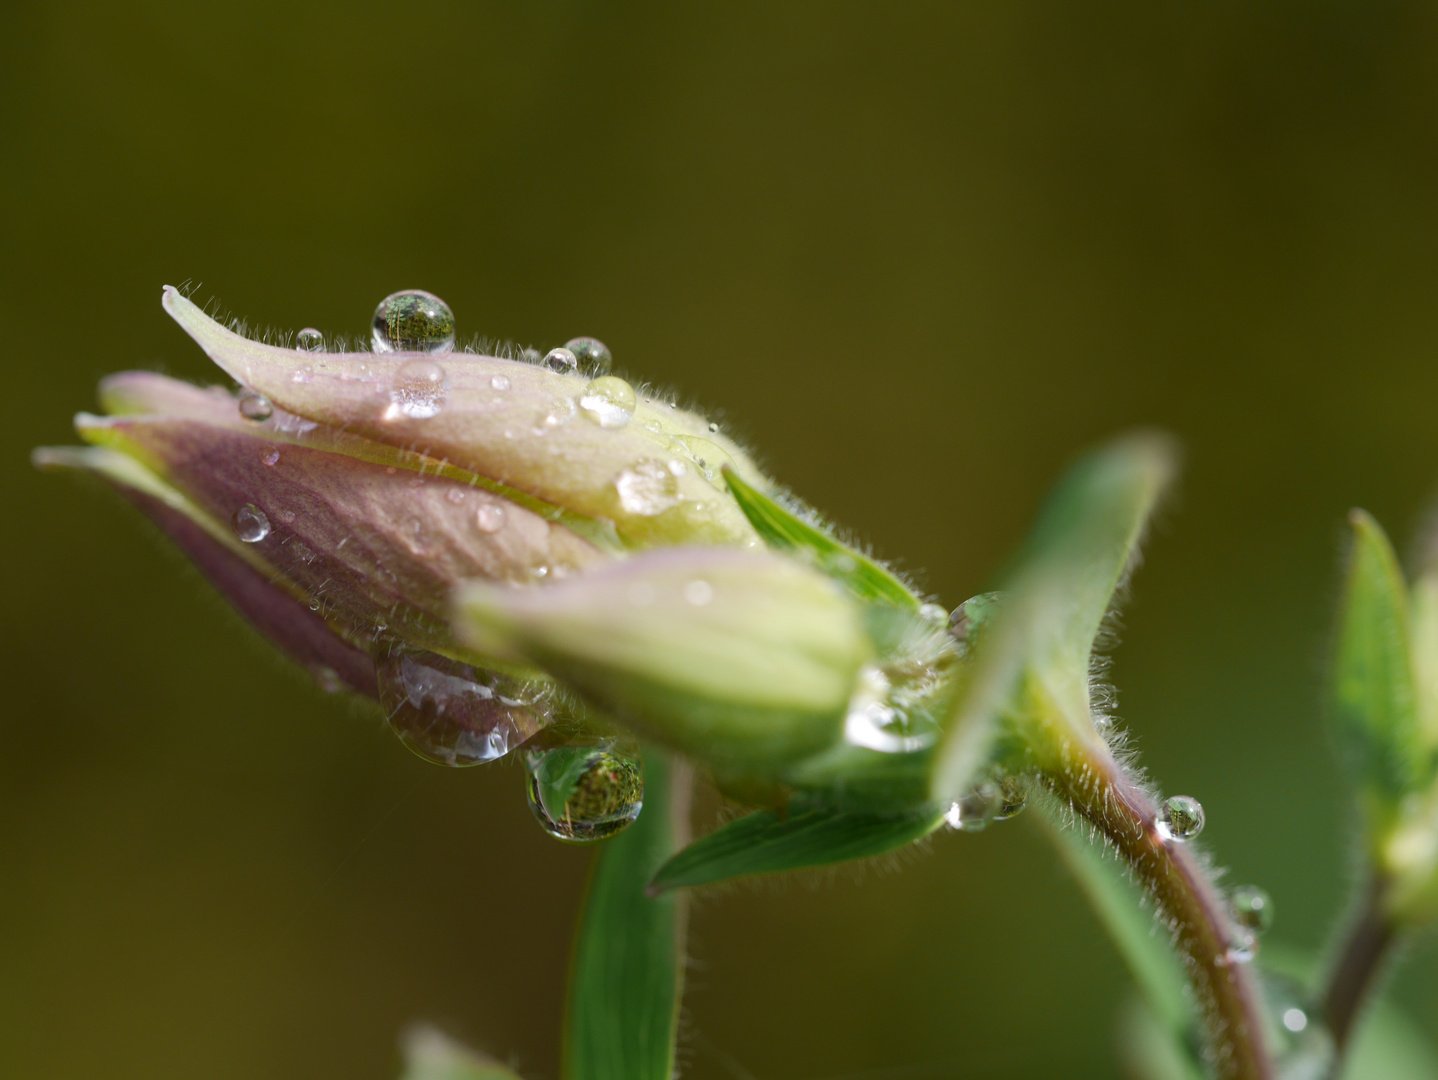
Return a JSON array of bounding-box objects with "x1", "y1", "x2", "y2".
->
[
  {"x1": 372, "y1": 290, "x2": 455, "y2": 353},
  {"x1": 296, "y1": 327, "x2": 324, "y2": 352},
  {"x1": 543, "y1": 347, "x2": 578, "y2": 375},
  {"x1": 388, "y1": 358, "x2": 448, "y2": 419},
  {"x1": 524, "y1": 740, "x2": 643, "y2": 842},
  {"x1": 1157, "y1": 794, "x2": 1205, "y2": 842},
  {"x1": 564, "y1": 336, "x2": 612, "y2": 377},
  {"x1": 231, "y1": 503, "x2": 271, "y2": 543},
  {"x1": 238, "y1": 390, "x2": 273, "y2": 422},
  {"x1": 615, "y1": 460, "x2": 681, "y2": 516},
  {"x1": 491, "y1": 374, "x2": 511, "y2": 390},
  {"x1": 1230, "y1": 884, "x2": 1273, "y2": 933},
  {"x1": 377, "y1": 649, "x2": 544, "y2": 767},
  {"x1": 475, "y1": 503, "x2": 506, "y2": 534},
  {"x1": 579, "y1": 376, "x2": 636, "y2": 429}
]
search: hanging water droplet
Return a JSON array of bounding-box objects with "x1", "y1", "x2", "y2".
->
[
  {"x1": 1157, "y1": 795, "x2": 1205, "y2": 842},
  {"x1": 524, "y1": 740, "x2": 644, "y2": 842},
  {"x1": 491, "y1": 373, "x2": 511, "y2": 391},
  {"x1": 296, "y1": 327, "x2": 324, "y2": 352},
  {"x1": 377, "y1": 649, "x2": 543, "y2": 767},
  {"x1": 944, "y1": 783, "x2": 999, "y2": 832},
  {"x1": 615, "y1": 460, "x2": 682, "y2": 516},
  {"x1": 564, "y1": 336, "x2": 612, "y2": 377},
  {"x1": 579, "y1": 376, "x2": 636, "y2": 429},
  {"x1": 1230, "y1": 884, "x2": 1273, "y2": 933},
  {"x1": 372, "y1": 290, "x2": 455, "y2": 353},
  {"x1": 231, "y1": 504, "x2": 271, "y2": 543},
  {"x1": 238, "y1": 390, "x2": 273, "y2": 422},
  {"x1": 388, "y1": 358, "x2": 448, "y2": 419},
  {"x1": 543, "y1": 347, "x2": 579, "y2": 375},
  {"x1": 475, "y1": 502, "x2": 506, "y2": 534},
  {"x1": 993, "y1": 775, "x2": 1029, "y2": 821}
]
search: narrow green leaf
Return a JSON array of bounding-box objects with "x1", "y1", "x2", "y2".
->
[
  {"x1": 648, "y1": 800, "x2": 945, "y2": 893},
  {"x1": 564, "y1": 752, "x2": 690, "y2": 1080},
  {"x1": 930, "y1": 434, "x2": 1178, "y2": 801},
  {"x1": 722, "y1": 466, "x2": 920, "y2": 608},
  {"x1": 400, "y1": 1027, "x2": 525, "y2": 1080},
  {"x1": 1331, "y1": 510, "x2": 1426, "y2": 820},
  {"x1": 1036, "y1": 799, "x2": 1190, "y2": 1033}
]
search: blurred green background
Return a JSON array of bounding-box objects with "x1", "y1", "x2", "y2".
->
[{"x1": 5, "y1": 2, "x2": 1438, "y2": 1077}]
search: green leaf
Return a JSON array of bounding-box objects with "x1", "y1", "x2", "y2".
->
[
  {"x1": 1036, "y1": 799, "x2": 1191, "y2": 1034},
  {"x1": 722, "y1": 466, "x2": 920, "y2": 608},
  {"x1": 564, "y1": 752, "x2": 690, "y2": 1080},
  {"x1": 930, "y1": 433, "x2": 1178, "y2": 801},
  {"x1": 648, "y1": 800, "x2": 946, "y2": 893},
  {"x1": 399, "y1": 1027, "x2": 525, "y2": 1080},
  {"x1": 1331, "y1": 510, "x2": 1426, "y2": 823}
]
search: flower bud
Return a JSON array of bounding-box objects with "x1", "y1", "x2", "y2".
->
[{"x1": 454, "y1": 548, "x2": 874, "y2": 772}]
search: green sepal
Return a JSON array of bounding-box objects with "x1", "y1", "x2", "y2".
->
[
  {"x1": 647, "y1": 797, "x2": 946, "y2": 893},
  {"x1": 564, "y1": 751, "x2": 689, "y2": 1080},
  {"x1": 722, "y1": 466, "x2": 920, "y2": 608},
  {"x1": 399, "y1": 1028, "x2": 525, "y2": 1080},
  {"x1": 1331, "y1": 510, "x2": 1427, "y2": 831}
]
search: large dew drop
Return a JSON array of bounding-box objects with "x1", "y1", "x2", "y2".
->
[
  {"x1": 388, "y1": 358, "x2": 448, "y2": 419},
  {"x1": 231, "y1": 503, "x2": 271, "y2": 543},
  {"x1": 377, "y1": 650, "x2": 542, "y2": 767},
  {"x1": 564, "y1": 336, "x2": 612, "y2": 377},
  {"x1": 579, "y1": 376, "x2": 636, "y2": 429},
  {"x1": 372, "y1": 290, "x2": 455, "y2": 354},
  {"x1": 1157, "y1": 794, "x2": 1205, "y2": 842},
  {"x1": 543, "y1": 347, "x2": 579, "y2": 375},
  {"x1": 238, "y1": 390, "x2": 273, "y2": 422},
  {"x1": 524, "y1": 741, "x2": 644, "y2": 842}
]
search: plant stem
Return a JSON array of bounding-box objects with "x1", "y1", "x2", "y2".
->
[
  {"x1": 1044, "y1": 747, "x2": 1273, "y2": 1080},
  {"x1": 1321, "y1": 876, "x2": 1397, "y2": 1056}
]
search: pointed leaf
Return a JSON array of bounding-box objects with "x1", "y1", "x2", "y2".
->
[
  {"x1": 722, "y1": 467, "x2": 919, "y2": 607},
  {"x1": 1331, "y1": 510, "x2": 1426, "y2": 823},
  {"x1": 564, "y1": 753, "x2": 690, "y2": 1080}
]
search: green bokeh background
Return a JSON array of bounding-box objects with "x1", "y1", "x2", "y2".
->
[{"x1": 5, "y1": 3, "x2": 1437, "y2": 1077}]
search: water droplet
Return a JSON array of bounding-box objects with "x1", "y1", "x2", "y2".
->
[
  {"x1": 993, "y1": 775, "x2": 1029, "y2": 820},
  {"x1": 475, "y1": 503, "x2": 506, "y2": 534},
  {"x1": 372, "y1": 290, "x2": 455, "y2": 353},
  {"x1": 313, "y1": 666, "x2": 343, "y2": 694},
  {"x1": 445, "y1": 487, "x2": 467, "y2": 505},
  {"x1": 944, "y1": 784, "x2": 999, "y2": 832},
  {"x1": 1226, "y1": 926, "x2": 1258, "y2": 964},
  {"x1": 708, "y1": 421, "x2": 719, "y2": 433},
  {"x1": 296, "y1": 327, "x2": 324, "y2": 352},
  {"x1": 683, "y1": 579, "x2": 713, "y2": 606},
  {"x1": 543, "y1": 396, "x2": 576, "y2": 427},
  {"x1": 524, "y1": 741, "x2": 643, "y2": 842},
  {"x1": 564, "y1": 336, "x2": 612, "y2": 377},
  {"x1": 579, "y1": 376, "x2": 636, "y2": 429},
  {"x1": 1157, "y1": 795, "x2": 1205, "y2": 842},
  {"x1": 844, "y1": 665, "x2": 934, "y2": 753},
  {"x1": 615, "y1": 460, "x2": 682, "y2": 516},
  {"x1": 231, "y1": 504, "x2": 271, "y2": 543},
  {"x1": 378, "y1": 650, "x2": 542, "y2": 767},
  {"x1": 238, "y1": 390, "x2": 273, "y2": 422},
  {"x1": 543, "y1": 347, "x2": 578, "y2": 375},
  {"x1": 291, "y1": 368, "x2": 313, "y2": 384},
  {"x1": 1282, "y1": 1008, "x2": 1308, "y2": 1033},
  {"x1": 1230, "y1": 884, "x2": 1273, "y2": 933},
  {"x1": 949, "y1": 592, "x2": 1002, "y2": 651},
  {"x1": 308, "y1": 597, "x2": 322, "y2": 611},
  {"x1": 388, "y1": 358, "x2": 448, "y2": 419},
  {"x1": 491, "y1": 374, "x2": 511, "y2": 391},
  {"x1": 262, "y1": 448, "x2": 280, "y2": 467}
]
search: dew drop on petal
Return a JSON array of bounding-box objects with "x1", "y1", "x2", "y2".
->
[
  {"x1": 1157, "y1": 794, "x2": 1205, "y2": 842},
  {"x1": 708, "y1": 422, "x2": 719, "y2": 433},
  {"x1": 475, "y1": 503, "x2": 506, "y2": 534},
  {"x1": 261, "y1": 448, "x2": 280, "y2": 467},
  {"x1": 491, "y1": 374, "x2": 511, "y2": 391},
  {"x1": 543, "y1": 347, "x2": 578, "y2": 375},
  {"x1": 296, "y1": 327, "x2": 324, "y2": 352},
  {"x1": 615, "y1": 460, "x2": 681, "y2": 516},
  {"x1": 445, "y1": 487, "x2": 467, "y2": 505},
  {"x1": 238, "y1": 390, "x2": 273, "y2": 422},
  {"x1": 524, "y1": 741, "x2": 644, "y2": 842},
  {"x1": 389, "y1": 358, "x2": 448, "y2": 419},
  {"x1": 579, "y1": 376, "x2": 636, "y2": 429},
  {"x1": 564, "y1": 336, "x2": 612, "y2": 377},
  {"x1": 231, "y1": 504, "x2": 271, "y2": 543},
  {"x1": 372, "y1": 290, "x2": 455, "y2": 353}
]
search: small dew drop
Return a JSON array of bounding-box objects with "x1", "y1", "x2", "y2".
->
[
  {"x1": 445, "y1": 487, "x2": 467, "y2": 505},
  {"x1": 291, "y1": 368, "x2": 313, "y2": 384},
  {"x1": 1282, "y1": 1008, "x2": 1308, "y2": 1033},
  {"x1": 1157, "y1": 795, "x2": 1205, "y2": 842},
  {"x1": 544, "y1": 347, "x2": 579, "y2": 375},
  {"x1": 314, "y1": 666, "x2": 343, "y2": 693},
  {"x1": 1230, "y1": 884, "x2": 1273, "y2": 933},
  {"x1": 296, "y1": 327, "x2": 324, "y2": 352},
  {"x1": 525, "y1": 741, "x2": 644, "y2": 843},
  {"x1": 708, "y1": 421, "x2": 719, "y2": 433},
  {"x1": 615, "y1": 460, "x2": 682, "y2": 516},
  {"x1": 389, "y1": 358, "x2": 448, "y2": 419},
  {"x1": 231, "y1": 504, "x2": 271, "y2": 543},
  {"x1": 579, "y1": 376, "x2": 637, "y2": 429},
  {"x1": 683, "y1": 579, "x2": 713, "y2": 606},
  {"x1": 372, "y1": 290, "x2": 455, "y2": 353},
  {"x1": 564, "y1": 336, "x2": 613, "y2": 377},
  {"x1": 238, "y1": 390, "x2": 273, "y2": 422},
  {"x1": 476, "y1": 503, "x2": 506, "y2": 534},
  {"x1": 491, "y1": 374, "x2": 511, "y2": 391},
  {"x1": 261, "y1": 448, "x2": 280, "y2": 467}
]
